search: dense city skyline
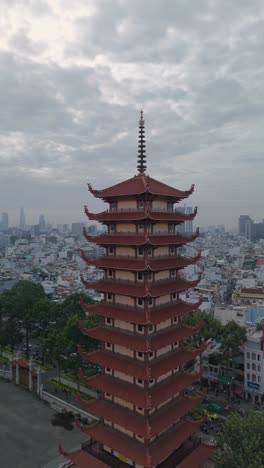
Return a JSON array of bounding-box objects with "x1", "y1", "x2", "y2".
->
[{"x1": 1, "y1": 1, "x2": 264, "y2": 226}]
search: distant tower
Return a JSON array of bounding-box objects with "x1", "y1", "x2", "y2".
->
[
  {"x1": 238, "y1": 215, "x2": 253, "y2": 241},
  {"x1": 1, "y1": 212, "x2": 8, "y2": 231},
  {"x1": 59, "y1": 112, "x2": 214, "y2": 467},
  {"x1": 39, "y1": 214, "x2": 46, "y2": 232},
  {"x1": 177, "y1": 206, "x2": 194, "y2": 234},
  {"x1": 19, "y1": 208, "x2": 26, "y2": 230}
]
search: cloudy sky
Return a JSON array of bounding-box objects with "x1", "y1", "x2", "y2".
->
[{"x1": 1, "y1": 0, "x2": 264, "y2": 228}]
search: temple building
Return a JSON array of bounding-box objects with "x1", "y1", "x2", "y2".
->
[{"x1": 61, "y1": 112, "x2": 214, "y2": 467}]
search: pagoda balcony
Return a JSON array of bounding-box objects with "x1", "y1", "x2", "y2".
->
[
  {"x1": 81, "y1": 297, "x2": 202, "y2": 324},
  {"x1": 79, "y1": 322, "x2": 202, "y2": 352},
  {"x1": 81, "y1": 251, "x2": 201, "y2": 272},
  {"x1": 79, "y1": 369, "x2": 202, "y2": 408},
  {"x1": 78, "y1": 391, "x2": 205, "y2": 439},
  {"x1": 83, "y1": 228, "x2": 199, "y2": 246},
  {"x1": 75, "y1": 415, "x2": 204, "y2": 467},
  {"x1": 78, "y1": 345, "x2": 204, "y2": 381},
  {"x1": 84, "y1": 206, "x2": 197, "y2": 223},
  {"x1": 81, "y1": 274, "x2": 201, "y2": 297}
]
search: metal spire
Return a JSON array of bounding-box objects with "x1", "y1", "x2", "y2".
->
[{"x1": 137, "y1": 109, "x2": 146, "y2": 174}]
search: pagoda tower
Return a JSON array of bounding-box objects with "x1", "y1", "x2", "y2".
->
[{"x1": 61, "y1": 112, "x2": 213, "y2": 468}]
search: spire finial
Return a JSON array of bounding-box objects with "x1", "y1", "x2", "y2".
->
[{"x1": 137, "y1": 109, "x2": 146, "y2": 174}]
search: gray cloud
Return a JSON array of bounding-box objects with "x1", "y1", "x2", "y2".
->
[{"x1": 1, "y1": 0, "x2": 264, "y2": 227}]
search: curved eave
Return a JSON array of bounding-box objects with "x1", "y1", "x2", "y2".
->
[
  {"x1": 75, "y1": 416, "x2": 204, "y2": 466},
  {"x1": 59, "y1": 446, "x2": 108, "y2": 468},
  {"x1": 80, "y1": 298, "x2": 202, "y2": 324},
  {"x1": 81, "y1": 251, "x2": 201, "y2": 271},
  {"x1": 79, "y1": 370, "x2": 202, "y2": 408},
  {"x1": 78, "y1": 322, "x2": 202, "y2": 352},
  {"x1": 83, "y1": 228, "x2": 199, "y2": 246},
  {"x1": 84, "y1": 206, "x2": 197, "y2": 223},
  {"x1": 78, "y1": 346, "x2": 204, "y2": 380},
  {"x1": 88, "y1": 178, "x2": 194, "y2": 201},
  {"x1": 78, "y1": 391, "x2": 205, "y2": 438},
  {"x1": 81, "y1": 275, "x2": 202, "y2": 297}
]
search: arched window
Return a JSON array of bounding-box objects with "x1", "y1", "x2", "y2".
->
[
  {"x1": 247, "y1": 352, "x2": 250, "y2": 359},
  {"x1": 247, "y1": 363, "x2": 250, "y2": 369},
  {"x1": 252, "y1": 352, "x2": 256, "y2": 360},
  {"x1": 252, "y1": 363, "x2": 256, "y2": 371},
  {"x1": 258, "y1": 376, "x2": 261, "y2": 383},
  {"x1": 258, "y1": 365, "x2": 261, "y2": 372},
  {"x1": 252, "y1": 374, "x2": 256, "y2": 382}
]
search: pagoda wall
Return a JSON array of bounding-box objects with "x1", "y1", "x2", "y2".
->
[
  {"x1": 152, "y1": 199, "x2": 167, "y2": 210},
  {"x1": 153, "y1": 223, "x2": 168, "y2": 232},
  {"x1": 154, "y1": 246, "x2": 169, "y2": 256},
  {"x1": 114, "y1": 294, "x2": 134, "y2": 306},
  {"x1": 116, "y1": 246, "x2": 135, "y2": 256},
  {"x1": 117, "y1": 199, "x2": 137, "y2": 210},
  {"x1": 116, "y1": 223, "x2": 136, "y2": 232}
]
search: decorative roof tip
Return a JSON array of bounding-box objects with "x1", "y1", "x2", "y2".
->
[{"x1": 137, "y1": 109, "x2": 146, "y2": 174}]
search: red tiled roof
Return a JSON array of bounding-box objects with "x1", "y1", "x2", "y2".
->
[
  {"x1": 81, "y1": 275, "x2": 201, "y2": 297},
  {"x1": 83, "y1": 228, "x2": 199, "y2": 246},
  {"x1": 79, "y1": 346, "x2": 203, "y2": 380},
  {"x1": 84, "y1": 206, "x2": 197, "y2": 223},
  {"x1": 177, "y1": 443, "x2": 215, "y2": 468},
  {"x1": 79, "y1": 370, "x2": 202, "y2": 408},
  {"x1": 88, "y1": 174, "x2": 194, "y2": 200},
  {"x1": 59, "y1": 446, "x2": 109, "y2": 468},
  {"x1": 79, "y1": 323, "x2": 202, "y2": 352},
  {"x1": 82, "y1": 298, "x2": 202, "y2": 324},
  {"x1": 76, "y1": 418, "x2": 203, "y2": 466},
  {"x1": 81, "y1": 251, "x2": 201, "y2": 271},
  {"x1": 78, "y1": 392, "x2": 205, "y2": 438}
]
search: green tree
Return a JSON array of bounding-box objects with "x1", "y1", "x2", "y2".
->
[
  {"x1": 221, "y1": 320, "x2": 246, "y2": 359},
  {"x1": 215, "y1": 412, "x2": 264, "y2": 468},
  {"x1": 182, "y1": 310, "x2": 223, "y2": 341}
]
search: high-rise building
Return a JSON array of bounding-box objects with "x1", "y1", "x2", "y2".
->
[
  {"x1": 19, "y1": 207, "x2": 26, "y2": 230},
  {"x1": 39, "y1": 214, "x2": 46, "y2": 232},
  {"x1": 72, "y1": 222, "x2": 84, "y2": 236},
  {"x1": 0, "y1": 212, "x2": 8, "y2": 231},
  {"x1": 60, "y1": 113, "x2": 213, "y2": 467},
  {"x1": 177, "y1": 206, "x2": 195, "y2": 234}
]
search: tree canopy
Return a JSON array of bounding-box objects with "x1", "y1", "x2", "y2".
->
[{"x1": 215, "y1": 412, "x2": 264, "y2": 468}]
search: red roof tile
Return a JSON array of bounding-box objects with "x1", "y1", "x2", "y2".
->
[
  {"x1": 83, "y1": 228, "x2": 199, "y2": 246},
  {"x1": 81, "y1": 251, "x2": 201, "y2": 272},
  {"x1": 59, "y1": 446, "x2": 109, "y2": 468},
  {"x1": 88, "y1": 174, "x2": 194, "y2": 200},
  {"x1": 84, "y1": 206, "x2": 197, "y2": 223},
  {"x1": 79, "y1": 370, "x2": 202, "y2": 408},
  {"x1": 82, "y1": 298, "x2": 202, "y2": 325},
  {"x1": 78, "y1": 392, "x2": 205, "y2": 438},
  {"x1": 76, "y1": 418, "x2": 203, "y2": 466},
  {"x1": 79, "y1": 345, "x2": 203, "y2": 381},
  {"x1": 81, "y1": 275, "x2": 201, "y2": 297},
  {"x1": 177, "y1": 443, "x2": 215, "y2": 468},
  {"x1": 79, "y1": 323, "x2": 202, "y2": 352}
]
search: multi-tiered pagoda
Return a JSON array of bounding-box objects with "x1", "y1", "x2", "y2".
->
[{"x1": 61, "y1": 112, "x2": 214, "y2": 468}]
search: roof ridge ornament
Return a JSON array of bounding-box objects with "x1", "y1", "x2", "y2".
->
[{"x1": 137, "y1": 109, "x2": 147, "y2": 174}]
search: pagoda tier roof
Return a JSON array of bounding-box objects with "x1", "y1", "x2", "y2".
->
[
  {"x1": 78, "y1": 392, "x2": 205, "y2": 438},
  {"x1": 79, "y1": 322, "x2": 202, "y2": 352},
  {"x1": 81, "y1": 298, "x2": 202, "y2": 325},
  {"x1": 78, "y1": 346, "x2": 204, "y2": 380},
  {"x1": 81, "y1": 251, "x2": 201, "y2": 272},
  {"x1": 78, "y1": 369, "x2": 202, "y2": 408},
  {"x1": 76, "y1": 417, "x2": 204, "y2": 467},
  {"x1": 83, "y1": 228, "x2": 199, "y2": 246},
  {"x1": 88, "y1": 174, "x2": 194, "y2": 201},
  {"x1": 177, "y1": 443, "x2": 215, "y2": 468},
  {"x1": 59, "y1": 446, "x2": 108, "y2": 468},
  {"x1": 81, "y1": 275, "x2": 201, "y2": 297},
  {"x1": 84, "y1": 206, "x2": 197, "y2": 223}
]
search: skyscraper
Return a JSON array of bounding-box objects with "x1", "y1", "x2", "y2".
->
[
  {"x1": 1, "y1": 212, "x2": 8, "y2": 231},
  {"x1": 19, "y1": 207, "x2": 26, "y2": 230},
  {"x1": 39, "y1": 214, "x2": 46, "y2": 232},
  {"x1": 238, "y1": 215, "x2": 253, "y2": 241},
  {"x1": 60, "y1": 113, "x2": 213, "y2": 467},
  {"x1": 177, "y1": 206, "x2": 195, "y2": 234}
]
